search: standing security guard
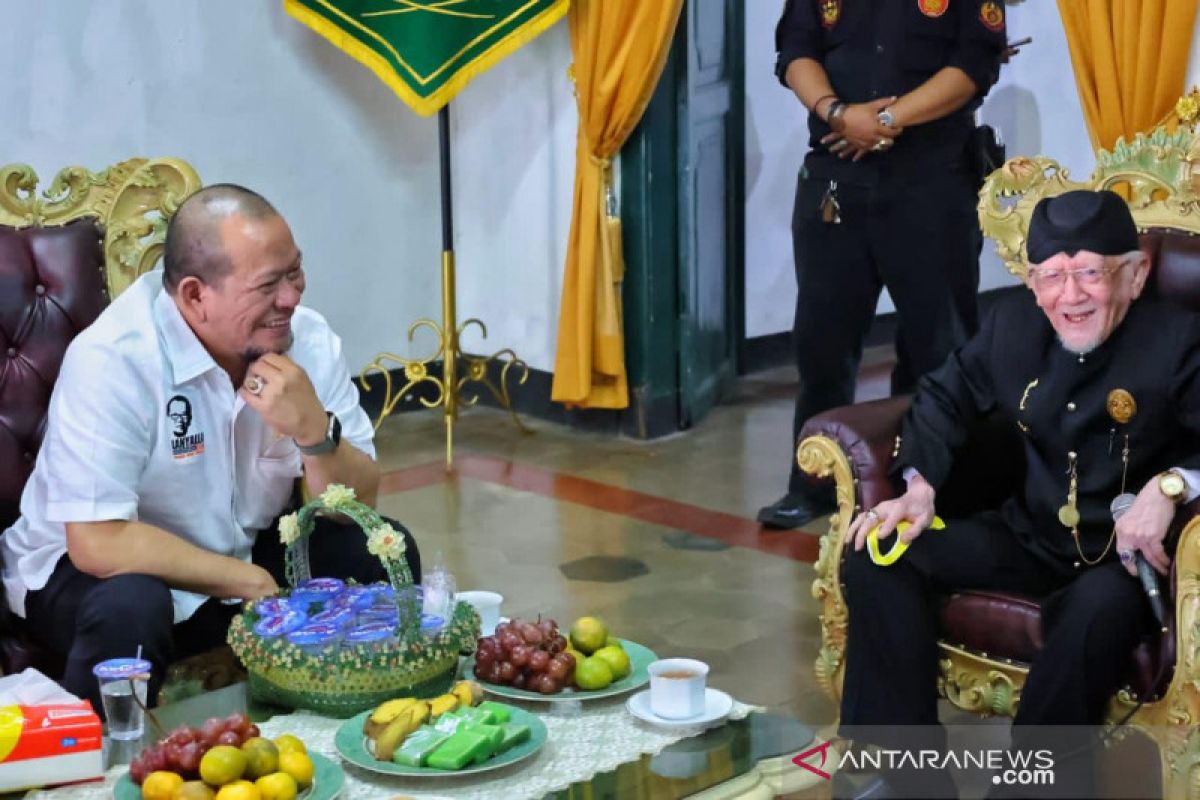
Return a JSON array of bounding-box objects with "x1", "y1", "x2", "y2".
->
[{"x1": 758, "y1": 0, "x2": 1008, "y2": 529}]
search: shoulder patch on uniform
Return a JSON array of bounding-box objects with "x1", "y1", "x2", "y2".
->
[
  {"x1": 979, "y1": 1, "x2": 1004, "y2": 31},
  {"x1": 918, "y1": 0, "x2": 948, "y2": 18},
  {"x1": 820, "y1": 0, "x2": 841, "y2": 29}
]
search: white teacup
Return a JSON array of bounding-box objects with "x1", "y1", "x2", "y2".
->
[
  {"x1": 456, "y1": 590, "x2": 503, "y2": 635},
  {"x1": 648, "y1": 658, "x2": 708, "y2": 719}
]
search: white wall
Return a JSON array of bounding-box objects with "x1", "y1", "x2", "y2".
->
[
  {"x1": 0, "y1": 0, "x2": 575, "y2": 374},
  {"x1": 745, "y1": 3, "x2": 1200, "y2": 338}
]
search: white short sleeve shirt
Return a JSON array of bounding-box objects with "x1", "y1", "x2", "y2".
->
[{"x1": 0, "y1": 270, "x2": 375, "y2": 622}]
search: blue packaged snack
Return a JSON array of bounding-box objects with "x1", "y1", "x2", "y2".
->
[
  {"x1": 308, "y1": 605, "x2": 354, "y2": 628},
  {"x1": 286, "y1": 623, "x2": 342, "y2": 653},
  {"x1": 253, "y1": 610, "x2": 306, "y2": 639},
  {"x1": 421, "y1": 613, "x2": 446, "y2": 634},
  {"x1": 344, "y1": 621, "x2": 397, "y2": 647},
  {"x1": 290, "y1": 577, "x2": 346, "y2": 606},
  {"x1": 254, "y1": 597, "x2": 291, "y2": 617}
]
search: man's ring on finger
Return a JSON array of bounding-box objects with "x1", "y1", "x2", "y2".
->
[
  {"x1": 1118, "y1": 549, "x2": 1134, "y2": 564},
  {"x1": 865, "y1": 509, "x2": 880, "y2": 522},
  {"x1": 245, "y1": 374, "x2": 264, "y2": 396},
  {"x1": 871, "y1": 138, "x2": 891, "y2": 152}
]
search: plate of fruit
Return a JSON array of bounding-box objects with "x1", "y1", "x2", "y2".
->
[
  {"x1": 467, "y1": 615, "x2": 657, "y2": 701},
  {"x1": 115, "y1": 713, "x2": 343, "y2": 799},
  {"x1": 334, "y1": 680, "x2": 547, "y2": 776}
]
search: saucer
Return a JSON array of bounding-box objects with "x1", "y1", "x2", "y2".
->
[{"x1": 626, "y1": 687, "x2": 733, "y2": 728}]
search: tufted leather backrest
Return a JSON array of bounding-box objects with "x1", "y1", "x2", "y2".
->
[
  {"x1": 1144, "y1": 229, "x2": 1200, "y2": 311},
  {"x1": 0, "y1": 219, "x2": 107, "y2": 530}
]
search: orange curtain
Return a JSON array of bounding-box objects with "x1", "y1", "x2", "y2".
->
[
  {"x1": 550, "y1": 0, "x2": 683, "y2": 409},
  {"x1": 1057, "y1": 0, "x2": 1199, "y2": 151}
]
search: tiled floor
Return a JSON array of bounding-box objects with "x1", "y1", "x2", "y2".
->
[{"x1": 366, "y1": 354, "x2": 899, "y2": 732}]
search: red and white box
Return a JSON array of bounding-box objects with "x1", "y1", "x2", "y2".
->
[{"x1": 0, "y1": 701, "x2": 103, "y2": 791}]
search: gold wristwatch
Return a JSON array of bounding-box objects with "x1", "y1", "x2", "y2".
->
[{"x1": 1159, "y1": 470, "x2": 1187, "y2": 504}]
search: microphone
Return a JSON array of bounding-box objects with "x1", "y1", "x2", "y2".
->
[{"x1": 1111, "y1": 493, "x2": 1169, "y2": 632}]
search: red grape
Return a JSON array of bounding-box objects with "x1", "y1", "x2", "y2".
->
[
  {"x1": 528, "y1": 650, "x2": 550, "y2": 673},
  {"x1": 225, "y1": 712, "x2": 251, "y2": 736},
  {"x1": 166, "y1": 726, "x2": 195, "y2": 747},
  {"x1": 530, "y1": 673, "x2": 561, "y2": 694},
  {"x1": 547, "y1": 654, "x2": 572, "y2": 681},
  {"x1": 178, "y1": 742, "x2": 202, "y2": 774},
  {"x1": 216, "y1": 730, "x2": 241, "y2": 746},
  {"x1": 477, "y1": 636, "x2": 499, "y2": 657},
  {"x1": 499, "y1": 631, "x2": 522, "y2": 654},
  {"x1": 494, "y1": 622, "x2": 511, "y2": 637},
  {"x1": 496, "y1": 661, "x2": 518, "y2": 684},
  {"x1": 547, "y1": 635, "x2": 567, "y2": 654},
  {"x1": 510, "y1": 644, "x2": 531, "y2": 668},
  {"x1": 537, "y1": 617, "x2": 558, "y2": 637},
  {"x1": 129, "y1": 754, "x2": 149, "y2": 785},
  {"x1": 476, "y1": 650, "x2": 496, "y2": 670},
  {"x1": 144, "y1": 747, "x2": 168, "y2": 772},
  {"x1": 519, "y1": 622, "x2": 544, "y2": 646},
  {"x1": 486, "y1": 661, "x2": 504, "y2": 684},
  {"x1": 474, "y1": 661, "x2": 489, "y2": 679},
  {"x1": 246, "y1": 723, "x2": 260, "y2": 739},
  {"x1": 511, "y1": 671, "x2": 528, "y2": 690},
  {"x1": 199, "y1": 717, "x2": 223, "y2": 744},
  {"x1": 163, "y1": 743, "x2": 183, "y2": 769}
]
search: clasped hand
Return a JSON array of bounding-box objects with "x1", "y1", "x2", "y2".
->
[
  {"x1": 1115, "y1": 478, "x2": 1175, "y2": 577},
  {"x1": 847, "y1": 476, "x2": 936, "y2": 553},
  {"x1": 821, "y1": 97, "x2": 902, "y2": 162},
  {"x1": 238, "y1": 353, "x2": 327, "y2": 447}
]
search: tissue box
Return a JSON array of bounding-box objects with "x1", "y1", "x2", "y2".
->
[{"x1": 0, "y1": 702, "x2": 103, "y2": 791}]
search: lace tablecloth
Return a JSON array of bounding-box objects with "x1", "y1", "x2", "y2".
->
[{"x1": 28, "y1": 695, "x2": 761, "y2": 800}]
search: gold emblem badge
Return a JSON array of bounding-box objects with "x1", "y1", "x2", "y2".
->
[
  {"x1": 1106, "y1": 389, "x2": 1136, "y2": 424},
  {"x1": 918, "y1": 0, "x2": 948, "y2": 18},
  {"x1": 820, "y1": 0, "x2": 841, "y2": 29},
  {"x1": 979, "y1": 1, "x2": 1004, "y2": 31}
]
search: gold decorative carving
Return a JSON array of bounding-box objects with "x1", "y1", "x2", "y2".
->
[
  {"x1": 0, "y1": 159, "x2": 201, "y2": 299},
  {"x1": 978, "y1": 110, "x2": 1200, "y2": 281},
  {"x1": 937, "y1": 643, "x2": 1026, "y2": 717},
  {"x1": 798, "y1": 434, "x2": 856, "y2": 700}
]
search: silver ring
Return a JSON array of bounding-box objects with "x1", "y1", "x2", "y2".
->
[
  {"x1": 865, "y1": 509, "x2": 880, "y2": 522},
  {"x1": 830, "y1": 139, "x2": 848, "y2": 152},
  {"x1": 871, "y1": 138, "x2": 891, "y2": 152},
  {"x1": 1118, "y1": 549, "x2": 1134, "y2": 563},
  {"x1": 244, "y1": 374, "x2": 264, "y2": 396}
]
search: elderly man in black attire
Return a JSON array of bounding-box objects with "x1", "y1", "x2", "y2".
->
[{"x1": 836, "y1": 190, "x2": 1200, "y2": 798}]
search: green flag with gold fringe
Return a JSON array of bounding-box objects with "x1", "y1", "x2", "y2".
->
[{"x1": 284, "y1": 0, "x2": 568, "y2": 116}]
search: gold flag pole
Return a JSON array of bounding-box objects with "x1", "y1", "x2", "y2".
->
[{"x1": 358, "y1": 105, "x2": 530, "y2": 469}]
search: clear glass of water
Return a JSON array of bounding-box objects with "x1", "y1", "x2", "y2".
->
[{"x1": 92, "y1": 658, "x2": 151, "y2": 741}]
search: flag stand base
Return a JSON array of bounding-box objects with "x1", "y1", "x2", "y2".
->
[{"x1": 358, "y1": 249, "x2": 530, "y2": 470}]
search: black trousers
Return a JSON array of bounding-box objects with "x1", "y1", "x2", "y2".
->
[
  {"x1": 839, "y1": 512, "x2": 1153, "y2": 795},
  {"x1": 23, "y1": 515, "x2": 420, "y2": 717},
  {"x1": 788, "y1": 168, "x2": 981, "y2": 496}
]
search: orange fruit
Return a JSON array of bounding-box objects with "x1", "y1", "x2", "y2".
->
[
  {"x1": 141, "y1": 770, "x2": 183, "y2": 800},
  {"x1": 276, "y1": 751, "x2": 314, "y2": 789},
  {"x1": 272, "y1": 734, "x2": 306, "y2": 755},
  {"x1": 254, "y1": 771, "x2": 298, "y2": 800},
  {"x1": 199, "y1": 745, "x2": 247, "y2": 786},
  {"x1": 240, "y1": 737, "x2": 279, "y2": 780},
  {"x1": 214, "y1": 780, "x2": 260, "y2": 800},
  {"x1": 172, "y1": 781, "x2": 215, "y2": 800}
]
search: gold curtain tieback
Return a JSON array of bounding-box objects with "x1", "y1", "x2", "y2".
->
[{"x1": 588, "y1": 154, "x2": 611, "y2": 169}]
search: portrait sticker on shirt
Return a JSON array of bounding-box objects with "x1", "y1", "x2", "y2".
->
[
  {"x1": 918, "y1": 0, "x2": 948, "y2": 18},
  {"x1": 979, "y1": 1, "x2": 1004, "y2": 31},
  {"x1": 819, "y1": 0, "x2": 840, "y2": 29},
  {"x1": 166, "y1": 394, "x2": 205, "y2": 460}
]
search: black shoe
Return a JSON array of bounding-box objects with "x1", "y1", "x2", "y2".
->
[{"x1": 756, "y1": 492, "x2": 834, "y2": 529}]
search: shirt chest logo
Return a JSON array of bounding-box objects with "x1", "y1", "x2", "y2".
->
[
  {"x1": 819, "y1": 0, "x2": 840, "y2": 29},
  {"x1": 979, "y1": 1, "x2": 1004, "y2": 31},
  {"x1": 918, "y1": 0, "x2": 948, "y2": 18},
  {"x1": 167, "y1": 395, "x2": 206, "y2": 460}
]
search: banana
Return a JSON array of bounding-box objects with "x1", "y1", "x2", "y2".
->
[
  {"x1": 452, "y1": 679, "x2": 483, "y2": 708},
  {"x1": 373, "y1": 705, "x2": 422, "y2": 761},
  {"x1": 429, "y1": 693, "x2": 459, "y2": 718},
  {"x1": 364, "y1": 697, "x2": 417, "y2": 740}
]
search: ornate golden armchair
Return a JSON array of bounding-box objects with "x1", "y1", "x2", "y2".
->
[
  {"x1": 0, "y1": 158, "x2": 200, "y2": 674},
  {"x1": 799, "y1": 96, "x2": 1200, "y2": 795}
]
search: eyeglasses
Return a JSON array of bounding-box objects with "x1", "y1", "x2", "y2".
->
[{"x1": 1027, "y1": 261, "x2": 1126, "y2": 291}]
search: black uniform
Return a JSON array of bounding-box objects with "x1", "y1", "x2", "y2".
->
[
  {"x1": 840, "y1": 289, "x2": 1200, "y2": 789},
  {"x1": 774, "y1": 0, "x2": 1006, "y2": 501}
]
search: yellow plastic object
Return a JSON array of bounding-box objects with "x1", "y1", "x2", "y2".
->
[{"x1": 866, "y1": 516, "x2": 946, "y2": 566}]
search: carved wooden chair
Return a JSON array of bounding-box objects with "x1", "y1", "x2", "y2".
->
[
  {"x1": 0, "y1": 158, "x2": 201, "y2": 675},
  {"x1": 798, "y1": 95, "x2": 1200, "y2": 796}
]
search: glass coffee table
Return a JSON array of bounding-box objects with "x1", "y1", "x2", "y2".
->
[{"x1": 63, "y1": 683, "x2": 819, "y2": 799}]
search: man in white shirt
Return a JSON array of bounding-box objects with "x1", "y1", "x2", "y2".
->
[{"x1": 1, "y1": 184, "x2": 420, "y2": 711}]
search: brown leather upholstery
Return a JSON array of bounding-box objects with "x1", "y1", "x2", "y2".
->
[
  {"x1": 0, "y1": 218, "x2": 107, "y2": 674},
  {"x1": 798, "y1": 231, "x2": 1200, "y2": 703}
]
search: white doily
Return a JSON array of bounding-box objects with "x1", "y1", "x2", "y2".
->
[{"x1": 26, "y1": 695, "x2": 761, "y2": 800}]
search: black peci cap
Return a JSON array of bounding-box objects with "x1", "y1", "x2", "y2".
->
[{"x1": 1026, "y1": 190, "x2": 1140, "y2": 265}]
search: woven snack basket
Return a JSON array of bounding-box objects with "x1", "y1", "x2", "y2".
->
[{"x1": 227, "y1": 485, "x2": 479, "y2": 717}]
